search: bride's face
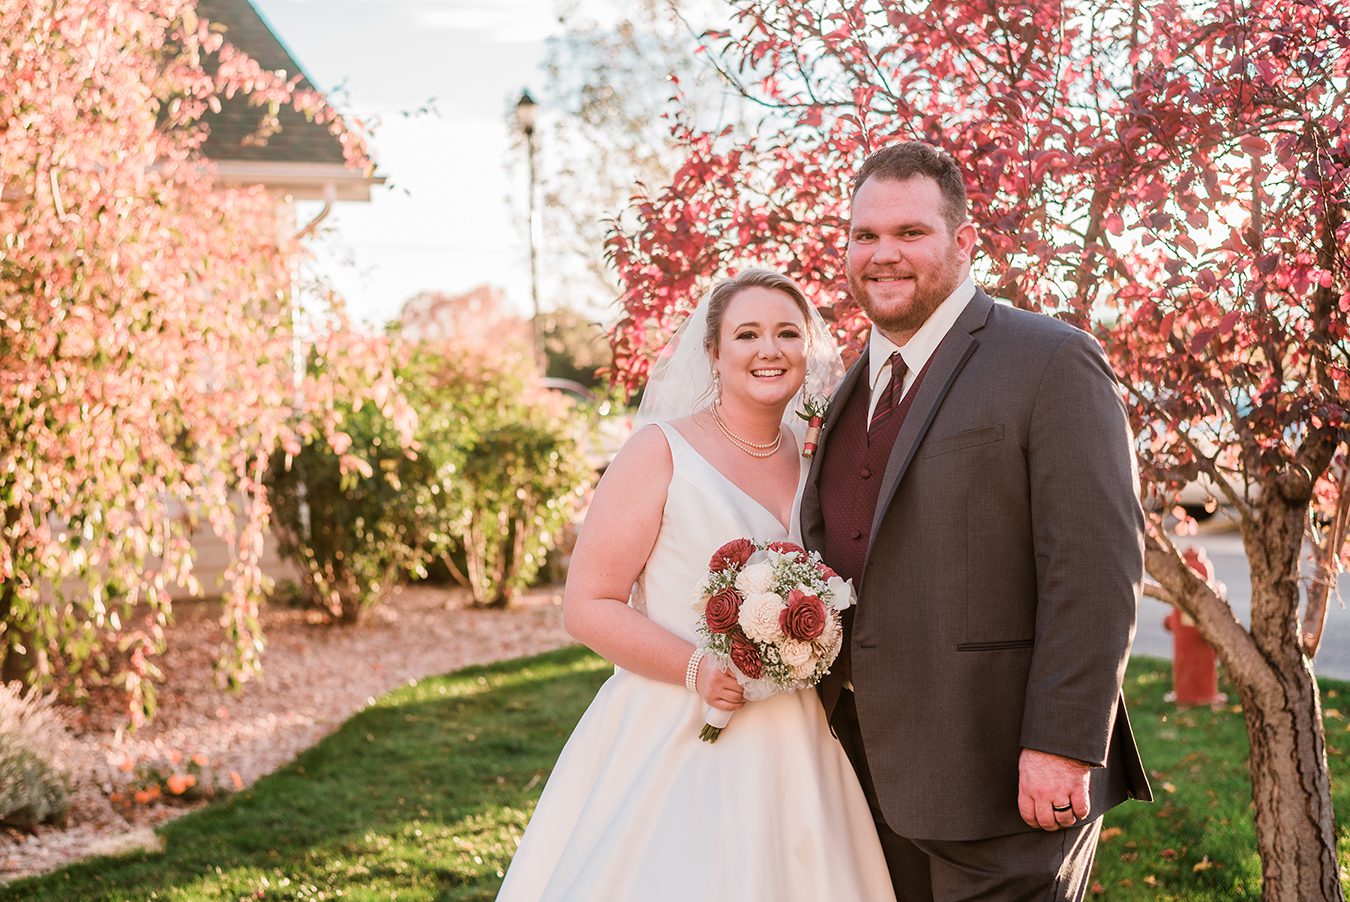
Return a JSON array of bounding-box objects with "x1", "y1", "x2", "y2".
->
[{"x1": 713, "y1": 287, "x2": 808, "y2": 410}]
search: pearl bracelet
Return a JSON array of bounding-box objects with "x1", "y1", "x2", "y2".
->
[{"x1": 684, "y1": 648, "x2": 705, "y2": 692}]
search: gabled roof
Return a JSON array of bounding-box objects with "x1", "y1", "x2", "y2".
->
[{"x1": 195, "y1": 0, "x2": 381, "y2": 201}]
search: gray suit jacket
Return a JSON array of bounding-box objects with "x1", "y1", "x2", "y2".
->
[{"x1": 802, "y1": 289, "x2": 1152, "y2": 840}]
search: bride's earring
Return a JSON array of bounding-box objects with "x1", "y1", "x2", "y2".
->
[{"x1": 712, "y1": 368, "x2": 722, "y2": 404}]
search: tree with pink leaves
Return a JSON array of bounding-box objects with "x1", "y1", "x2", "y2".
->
[
  {"x1": 0, "y1": 0, "x2": 411, "y2": 725},
  {"x1": 607, "y1": 1, "x2": 1349, "y2": 896}
]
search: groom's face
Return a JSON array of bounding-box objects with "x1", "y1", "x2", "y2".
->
[{"x1": 847, "y1": 174, "x2": 976, "y2": 345}]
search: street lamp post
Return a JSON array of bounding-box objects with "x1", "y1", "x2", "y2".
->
[{"x1": 515, "y1": 89, "x2": 543, "y2": 369}]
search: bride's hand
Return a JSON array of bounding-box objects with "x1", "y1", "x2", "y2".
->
[{"x1": 697, "y1": 661, "x2": 746, "y2": 711}]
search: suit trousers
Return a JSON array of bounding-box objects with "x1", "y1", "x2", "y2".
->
[{"x1": 832, "y1": 690, "x2": 1103, "y2": 902}]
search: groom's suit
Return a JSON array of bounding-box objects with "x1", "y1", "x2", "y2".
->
[{"x1": 803, "y1": 288, "x2": 1151, "y2": 850}]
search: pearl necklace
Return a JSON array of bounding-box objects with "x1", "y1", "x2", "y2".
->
[{"x1": 712, "y1": 406, "x2": 782, "y2": 458}]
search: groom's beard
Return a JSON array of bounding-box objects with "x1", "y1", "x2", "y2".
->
[{"x1": 849, "y1": 251, "x2": 964, "y2": 339}]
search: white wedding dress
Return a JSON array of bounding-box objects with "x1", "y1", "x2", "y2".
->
[{"x1": 497, "y1": 422, "x2": 895, "y2": 901}]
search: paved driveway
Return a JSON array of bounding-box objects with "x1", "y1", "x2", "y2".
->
[{"x1": 1131, "y1": 515, "x2": 1350, "y2": 681}]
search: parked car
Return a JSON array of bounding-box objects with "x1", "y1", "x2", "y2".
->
[{"x1": 544, "y1": 378, "x2": 630, "y2": 473}]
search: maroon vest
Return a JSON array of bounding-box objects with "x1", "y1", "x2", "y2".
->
[
  {"x1": 819, "y1": 356, "x2": 928, "y2": 586},
  {"x1": 818, "y1": 354, "x2": 930, "y2": 694}
]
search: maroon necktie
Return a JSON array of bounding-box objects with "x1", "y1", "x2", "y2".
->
[{"x1": 868, "y1": 351, "x2": 908, "y2": 438}]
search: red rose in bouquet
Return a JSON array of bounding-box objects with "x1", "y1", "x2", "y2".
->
[
  {"x1": 780, "y1": 589, "x2": 827, "y2": 642},
  {"x1": 730, "y1": 636, "x2": 763, "y2": 679},
  {"x1": 704, "y1": 588, "x2": 742, "y2": 634},
  {"x1": 766, "y1": 541, "x2": 806, "y2": 558},
  {"x1": 709, "y1": 538, "x2": 755, "y2": 573}
]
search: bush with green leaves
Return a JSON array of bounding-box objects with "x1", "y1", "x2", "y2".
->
[
  {"x1": 0, "y1": 682, "x2": 71, "y2": 829},
  {"x1": 266, "y1": 361, "x2": 432, "y2": 624},
  {"x1": 406, "y1": 343, "x2": 591, "y2": 608}
]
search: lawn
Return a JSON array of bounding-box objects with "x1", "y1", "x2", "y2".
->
[{"x1": 4, "y1": 649, "x2": 1347, "y2": 900}]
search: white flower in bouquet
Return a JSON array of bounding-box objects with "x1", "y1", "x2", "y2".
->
[
  {"x1": 825, "y1": 575, "x2": 855, "y2": 610},
  {"x1": 816, "y1": 616, "x2": 844, "y2": 661},
  {"x1": 789, "y1": 657, "x2": 819, "y2": 682},
  {"x1": 690, "y1": 583, "x2": 712, "y2": 614},
  {"x1": 735, "y1": 562, "x2": 775, "y2": 595},
  {"x1": 780, "y1": 638, "x2": 814, "y2": 667},
  {"x1": 738, "y1": 591, "x2": 786, "y2": 643}
]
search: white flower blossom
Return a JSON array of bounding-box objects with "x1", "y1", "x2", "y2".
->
[
  {"x1": 816, "y1": 615, "x2": 844, "y2": 663},
  {"x1": 780, "y1": 639, "x2": 813, "y2": 667},
  {"x1": 736, "y1": 562, "x2": 775, "y2": 595},
  {"x1": 738, "y1": 591, "x2": 786, "y2": 643},
  {"x1": 691, "y1": 583, "x2": 711, "y2": 614},
  {"x1": 790, "y1": 657, "x2": 819, "y2": 682},
  {"x1": 825, "y1": 575, "x2": 856, "y2": 610}
]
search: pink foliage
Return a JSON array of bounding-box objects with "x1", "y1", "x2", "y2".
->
[
  {"x1": 608, "y1": 0, "x2": 1350, "y2": 521},
  {"x1": 0, "y1": 0, "x2": 404, "y2": 724}
]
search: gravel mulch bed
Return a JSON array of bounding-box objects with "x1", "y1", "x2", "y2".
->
[{"x1": 0, "y1": 584, "x2": 572, "y2": 882}]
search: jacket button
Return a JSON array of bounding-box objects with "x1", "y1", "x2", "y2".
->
[
  {"x1": 851, "y1": 530, "x2": 862, "y2": 540},
  {"x1": 860, "y1": 466, "x2": 872, "y2": 479}
]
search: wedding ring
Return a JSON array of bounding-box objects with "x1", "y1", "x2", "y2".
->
[{"x1": 1052, "y1": 803, "x2": 1073, "y2": 812}]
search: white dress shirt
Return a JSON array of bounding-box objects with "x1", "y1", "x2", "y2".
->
[{"x1": 866, "y1": 276, "x2": 976, "y2": 422}]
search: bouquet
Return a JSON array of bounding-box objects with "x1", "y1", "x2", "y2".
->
[{"x1": 690, "y1": 538, "x2": 856, "y2": 742}]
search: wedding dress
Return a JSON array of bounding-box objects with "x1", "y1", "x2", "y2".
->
[{"x1": 496, "y1": 422, "x2": 895, "y2": 901}]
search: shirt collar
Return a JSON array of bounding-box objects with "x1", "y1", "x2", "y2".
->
[{"x1": 868, "y1": 275, "x2": 976, "y2": 390}]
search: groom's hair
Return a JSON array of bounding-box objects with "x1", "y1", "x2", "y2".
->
[{"x1": 853, "y1": 141, "x2": 968, "y2": 233}]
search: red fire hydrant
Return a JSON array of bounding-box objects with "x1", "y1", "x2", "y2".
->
[{"x1": 1163, "y1": 547, "x2": 1226, "y2": 706}]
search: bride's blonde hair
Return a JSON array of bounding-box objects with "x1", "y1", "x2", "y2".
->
[{"x1": 701, "y1": 268, "x2": 815, "y2": 357}]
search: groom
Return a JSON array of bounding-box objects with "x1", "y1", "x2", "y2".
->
[{"x1": 802, "y1": 141, "x2": 1151, "y2": 900}]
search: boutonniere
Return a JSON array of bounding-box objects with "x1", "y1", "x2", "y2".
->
[{"x1": 796, "y1": 395, "x2": 829, "y2": 459}]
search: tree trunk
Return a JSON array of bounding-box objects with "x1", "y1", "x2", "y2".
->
[
  {"x1": 1151, "y1": 482, "x2": 1345, "y2": 899},
  {"x1": 1241, "y1": 486, "x2": 1345, "y2": 901},
  {"x1": 1236, "y1": 667, "x2": 1344, "y2": 901},
  {"x1": 0, "y1": 580, "x2": 35, "y2": 687}
]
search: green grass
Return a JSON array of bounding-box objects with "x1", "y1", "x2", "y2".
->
[
  {"x1": 2, "y1": 646, "x2": 613, "y2": 902},
  {"x1": 4, "y1": 652, "x2": 1347, "y2": 900}
]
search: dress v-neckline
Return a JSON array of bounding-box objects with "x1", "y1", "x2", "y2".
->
[{"x1": 663, "y1": 423, "x2": 798, "y2": 534}]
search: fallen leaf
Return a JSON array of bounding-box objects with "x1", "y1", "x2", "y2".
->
[
  {"x1": 167, "y1": 773, "x2": 197, "y2": 795},
  {"x1": 1194, "y1": 856, "x2": 1214, "y2": 872},
  {"x1": 1100, "y1": 827, "x2": 1124, "y2": 842}
]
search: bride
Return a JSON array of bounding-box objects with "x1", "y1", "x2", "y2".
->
[{"x1": 496, "y1": 269, "x2": 895, "y2": 901}]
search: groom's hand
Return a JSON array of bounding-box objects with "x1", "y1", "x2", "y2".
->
[{"x1": 1017, "y1": 748, "x2": 1091, "y2": 831}]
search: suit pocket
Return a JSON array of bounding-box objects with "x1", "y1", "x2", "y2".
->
[
  {"x1": 956, "y1": 638, "x2": 1034, "y2": 652},
  {"x1": 919, "y1": 424, "x2": 1005, "y2": 459}
]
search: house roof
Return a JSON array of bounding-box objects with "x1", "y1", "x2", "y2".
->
[{"x1": 194, "y1": 0, "x2": 380, "y2": 200}]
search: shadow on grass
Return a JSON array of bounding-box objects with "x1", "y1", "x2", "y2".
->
[
  {"x1": 3, "y1": 646, "x2": 611, "y2": 902},
  {"x1": 5, "y1": 652, "x2": 1348, "y2": 901}
]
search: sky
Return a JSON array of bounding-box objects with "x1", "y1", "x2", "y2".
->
[{"x1": 249, "y1": 0, "x2": 584, "y2": 326}]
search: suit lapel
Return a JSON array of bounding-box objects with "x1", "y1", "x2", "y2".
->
[
  {"x1": 866, "y1": 291, "x2": 996, "y2": 550},
  {"x1": 800, "y1": 352, "x2": 868, "y2": 551}
]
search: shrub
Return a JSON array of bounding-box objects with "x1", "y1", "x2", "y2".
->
[
  {"x1": 0, "y1": 682, "x2": 71, "y2": 829},
  {"x1": 267, "y1": 354, "x2": 432, "y2": 624},
  {"x1": 405, "y1": 345, "x2": 591, "y2": 608}
]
